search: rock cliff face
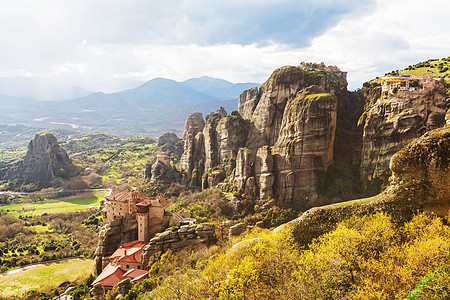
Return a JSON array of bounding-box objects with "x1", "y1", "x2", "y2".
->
[
  {"x1": 291, "y1": 124, "x2": 450, "y2": 246},
  {"x1": 360, "y1": 84, "x2": 449, "y2": 182},
  {"x1": 180, "y1": 112, "x2": 206, "y2": 187},
  {"x1": 94, "y1": 215, "x2": 138, "y2": 275},
  {"x1": 181, "y1": 66, "x2": 361, "y2": 209},
  {"x1": 272, "y1": 86, "x2": 337, "y2": 207},
  {"x1": 5, "y1": 132, "x2": 77, "y2": 188}
]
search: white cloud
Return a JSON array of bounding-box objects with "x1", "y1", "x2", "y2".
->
[
  {"x1": 0, "y1": 0, "x2": 449, "y2": 92},
  {"x1": 296, "y1": 0, "x2": 450, "y2": 89}
]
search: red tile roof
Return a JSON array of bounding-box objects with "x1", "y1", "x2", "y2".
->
[
  {"x1": 105, "y1": 192, "x2": 170, "y2": 207},
  {"x1": 110, "y1": 241, "x2": 148, "y2": 264},
  {"x1": 92, "y1": 263, "x2": 126, "y2": 289},
  {"x1": 105, "y1": 192, "x2": 152, "y2": 203},
  {"x1": 93, "y1": 264, "x2": 149, "y2": 289},
  {"x1": 123, "y1": 268, "x2": 148, "y2": 278}
]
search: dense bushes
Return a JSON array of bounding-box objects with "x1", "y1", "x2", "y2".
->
[
  {"x1": 147, "y1": 212, "x2": 450, "y2": 299},
  {"x1": 172, "y1": 188, "x2": 234, "y2": 222}
]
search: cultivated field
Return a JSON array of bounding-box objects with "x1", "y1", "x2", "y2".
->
[
  {"x1": 0, "y1": 191, "x2": 107, "y2": 217},
  {"x1": 0, "y1": 258, "x2": 94, "y2": 297}
]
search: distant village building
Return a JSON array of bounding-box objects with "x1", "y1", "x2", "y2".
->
[
  {"x1": 95, "y1": 191, "x2": 196, "y2": 290},
  {"x1": 381, "y1": 75, "x2": 437, "y2": 95},
  {"x1": 102, "y1": 191, "x2": 172, "y2": 241},
  {"x1": 301, "y1": 61, "x2": 348, "y2": 81},
  {"x1": 92, "y1": 241, "x2": 148, "y2": 289}
]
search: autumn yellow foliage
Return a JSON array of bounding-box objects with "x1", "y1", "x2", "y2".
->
[{"x1": 146, "y1": 212, "x2": 450, "y2": 300}]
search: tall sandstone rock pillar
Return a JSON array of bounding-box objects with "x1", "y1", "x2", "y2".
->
[
  {"x1": 272, "y1": 86, "x2": 337, "y2": 208},
  {"x1": 181, "y1": 65, "x2": 358, "y2": 209},
  {"x1": 180, "y1": 112, "x2": 205, "y2": 187},
  {"x1": 5, "y1": 132, "x2": 77, "y2": 188}
]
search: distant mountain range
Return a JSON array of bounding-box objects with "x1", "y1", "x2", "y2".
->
[{"x1": 0, "y1": 76, "x2": 260, "y2": 137}]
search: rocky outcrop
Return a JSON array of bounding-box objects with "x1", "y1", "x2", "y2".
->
[
  {"x1": 181, "y1": 65, "x2": 358, "y2": 209},
  {"x1": 141, "y1": 224, "x2": 215, "y2": 266},
  {"x1": 290, "y1": 124, "x2": 450, "y2": 246},
  {"x1": 145, "y1": 132, "x2": 183, "y2": 183},
  {"x1": 5, "y1": 132, "x2": 77, "y2": 188},
  {"x1": 180, "y1": 112, "x2": 206, "y2": 187},
  {"x1": 158, "y1": 132, "x2": 180, "y2": 147},
  {"x1": 157, "y1": 132, "x2": 184, "y2": 159},
  {"x1": 272, "y1": 86, "x2": 337, "y2": 207},
  {"x1": 94, "y1": 216, "x2": 138, "y2": 275},
  {"x1": 203, "y1": 110, "x2": 225, "y2": 173},
  {"x1": 117, "y1": 278, "x2": 132, "y2": 298},
  {"x1": 360, "y1": 84, "x2": 449, "y2": 182},
  {"x1": 91, "y1": 284, "x2": 105, "y2": 300},
  {"x1": 228, "y1": 222, "x2": 246, "y2": 237}
]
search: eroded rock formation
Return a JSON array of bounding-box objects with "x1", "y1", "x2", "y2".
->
[
  {"x1": 158, "y1": 132, "x2": 180, "y2": 147},
  {"x1": 181, "y1": 66, "x2": 360, "y2": 209},
  {"x1": 360, "y1": 84, "x2": 449, "y2": 182},
  {"x1": 291, "y1": 124, "x2": 450, "y2": 246},
  {"x1": 94, "y1": 216, "x2": 138, "y2": 275},
  {"x1": 5, "y1": 132, "x2": 77, "y2": 188},
  {"x1": 272, "y1": 85, "x2": 337, "y2": 207},
  {"x1": 180, "y1": 112, "x2": 206, "y2": 187}
]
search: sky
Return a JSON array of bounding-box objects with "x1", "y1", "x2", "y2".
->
[{"x1": 1, "y1": 0, "x2": 450, "y2": 92}]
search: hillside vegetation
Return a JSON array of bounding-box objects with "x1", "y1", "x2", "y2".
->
[
  {"x1": 386, "y1": 56, "x2": 450, "y2": 79},
  {"x1": 139, "y1": 212, "x2": 450, "y2": 300},
  {"x1": 61, "y1": 133, "x2": 159, "y2": 190}
]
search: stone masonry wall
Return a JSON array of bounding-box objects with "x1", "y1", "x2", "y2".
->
[{"x1": 141, "y1": 224, "x2": 215, "y2": 266}]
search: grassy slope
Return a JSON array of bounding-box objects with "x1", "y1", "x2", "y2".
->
[
  {"x1": 0, "y1": 191, "x2": 106, "y2": 217},
  {"x1": 0, "y1": 258, "x2": 94, "y2": 297},
  {"x1": 387, "y1": 57, "x2": 450, "y2": 80},
  {"x1": 60, "y1": 133, "x2": 159, "y2": 187},
  {"x1": 407, "y1": 265, "x2": 450, "y2": 299}
]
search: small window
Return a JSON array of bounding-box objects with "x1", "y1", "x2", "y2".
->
[
  {"x1": 126, "y1": 265, "x2": 129, "y2": 269},
  {"x1": 137, "y1": 266, "x2": 141, "y2": 269}
]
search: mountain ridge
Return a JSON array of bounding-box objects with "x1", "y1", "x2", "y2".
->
[{"x1": 0, "y1": 76, "x2": 260, "y2": 137}]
